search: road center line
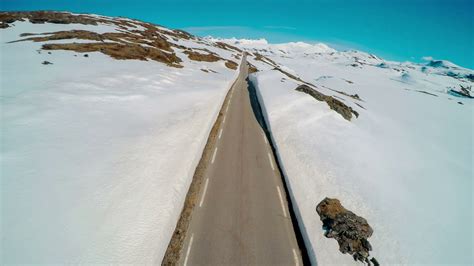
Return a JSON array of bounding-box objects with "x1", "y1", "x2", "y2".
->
[
  {"x1": 218, "y1": 128, "x2": 223, "y2": 139},
  {"x1": 199, "y1": 178, "x2": 210, "y2": 207},
  {"x1": 292, "y1": 249, "x2": 299, "y2": 266},
  {"x1": 211, "y1": 147, "x2": 218, "y2": 164},
  {"x1": 183, "y1": 233, "x2": 194, "y2": 266},
  {"x1": 268, "y1": 152, "x2": 275, "y2": 170},
  {"x1": 276, "y1": 186, "x2": 287, "y2": 218}
]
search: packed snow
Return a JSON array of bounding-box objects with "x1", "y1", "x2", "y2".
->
[
  {"x1": 1, "y1": 19, "x2": 239, "y2": 263},
  {"x1": 223, "y1": 39, "x2": 473, "y2": 265}
]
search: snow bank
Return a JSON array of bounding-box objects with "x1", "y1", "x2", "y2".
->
[
  {"x1": 1, "y1": 20, "x2": 239, "y2": 263},
  {"x1": 247, "y1": 42, "x2": 473, "y2": 265}
]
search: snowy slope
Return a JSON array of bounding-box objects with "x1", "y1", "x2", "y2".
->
[
  {"x1": 221, "y1": 38, "x2": 473, "y2": 265},
  {"x1": 1, "y1": 12, "x2": 241, "y2": 264},
  {"x1": 2, "y1": 11, "x2": 472, "y2": 265}
]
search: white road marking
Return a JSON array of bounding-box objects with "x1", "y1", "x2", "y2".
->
[
  {"x1": 218, "y1": 128, "x2": 223, "y2": 139},
  {"x1": 199, "y1": 178, "x2": 210, "y2": 207},
  {"x1": 223, "y1": 114, "x2": 226, "y2": 124},
  {"x1": 292, "y1": 249, "x2": 299, "y2": 266},
  {"x1": 211, "y1": 147, "x2": 218, "y2": 164},
  {"x1": 226, "y1": 104, "x2": 229, "y2": 112},
  {"x1": 184, "y1": 233, "x2": 194, "y2": 266},
  {"x1": 276, "y1": 186, "x2": 287, "y2": 218},
  {"x1": 263, "y1": 134, "x2": 268, "y2": 144},
  {"x1": 268, "y1": 152, "x2": 275, "y2": 170}
]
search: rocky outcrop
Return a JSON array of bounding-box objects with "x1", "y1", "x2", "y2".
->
[
  {"x1": 295, "y1": 84, "x2": 358, "y2": 121},
  {"x1": 248, "y1": 63, "x2": 258, "y2": 74},
  {"x1": 1, "y1": 11, "x2": 243, "y2": 69},
  {"x1": 215, "y1": 41, "x2": 242, "y2": 53},
  {"x1": 316, "y1": 198, "x2": 377, "y2": 264},
  {"x1": 42, "y1": 42, "x2": 183, "y2": 67},
  {"x1": 225, "y1": 60, "x2": 238, "y2": 70},
  {"x1": 184, "y1": 50, "x2": 221, "y2": 62},
  {"x1": 0, "y1": 11, "x2": 103, "y2": 28}
]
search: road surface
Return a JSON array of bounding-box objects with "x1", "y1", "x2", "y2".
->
[{"x1": 180, "y1": 55, "x2": 303, "y2": 265}]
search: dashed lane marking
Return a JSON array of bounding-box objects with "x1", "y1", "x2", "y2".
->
[
  {"x1": 292, "y1": 248, "x2": 300, "y2": 266},
  {"x1": 183, "y1": 234, "x2": 194, "y2": 266},
  {"x1": 199, "y1": 178, "x2": 210, "y2": 207},
  {"x1": 211, "y1": 147, "x2": 218, "y2": 164},
  {"x1": 276, "y1": 186, "x2": 287, "y2": 218},
  {"x1": 268, "y1": 152, "x2": 275, "y2": 170}
]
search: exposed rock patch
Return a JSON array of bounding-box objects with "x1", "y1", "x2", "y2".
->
[
  {"x1": 172, "y1": 29, "x2": 193, "y2": 40},
  {"x1": 295, "y1": 84, "x2": 358, "y2": 121},
  {"x1": 254, "y1": 53, "x2": 278, "y2": 67},
  {"x1": 0, "y1": 11, "x2": 104, "y2": 28},
  {"x1": 316, "y1": 198, "x2": 377, "y2": 264},
  {"x1": 416, "y1": 90, "x2": 438, "y2": 97},
  {"x1": 184, "y1": 50, "x2": 221, "y2": 62},
  {"x1": 42, "y1": 42, "x2": 182, "y2": 67},
  {"x1": 3, "y1": 11, "x2": 186, "y2": 67},
  {"x1": 225, "y1": 60, "x2": 238, "y2": 70},
  {"x1": 11, "y1": 30, "x2": 104, "y2": 43},
  {"x1": 215, "y1": 41, "x2": 242, "y2": 53},
  {"x1": 324, "y1": 87, "x2": 362, "y2": 101},
  {"x1": 2, "y1": 11, "x2": 241, "y2": 69},
  {"x1": 274, "y1": 67, "x2": 304, "y2": 82},
  {"x1": 248, "y1": 63, "x2": 258, "y2": 74}
]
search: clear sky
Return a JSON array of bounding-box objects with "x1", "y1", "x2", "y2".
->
[{"x1": 2, "y1": 0, "x2": 473, "y2": 68}]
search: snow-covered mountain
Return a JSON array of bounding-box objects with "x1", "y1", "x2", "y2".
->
[{"x1": 1, "y1": 11, "x2": 473, "y2": 265}]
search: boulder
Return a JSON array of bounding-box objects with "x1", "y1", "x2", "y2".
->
[{"x1": 316, "y1": 198, "x2": 375, "y2": 263}]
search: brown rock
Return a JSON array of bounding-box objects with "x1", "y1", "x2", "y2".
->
[
  {"x1": 248, "y1": 63, "x2": 258, "y2": 74},
  {"x1": 316, "y1": 198, "x2": 375, "y2": 263},
  {"x1": 184, "y1": 50, "x2": 221, "y2": 62},
  {"x1": 225, "y1": 60, "x2": 238, "y2": 70},
  {"x1": 295, "y1": 84, "x2": 358, "y2": 121}
]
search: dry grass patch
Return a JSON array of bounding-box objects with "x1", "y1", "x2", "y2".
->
[
  {"x1": 225, "y1": 60, "x2": 238, "y2": 70},
  {"x1": 184, "y1": 50, "x2": 221, "y2": 62},
  {"x1": 9, "y1": 26, "x2": 180, "y2": 66},
  {"x1": 0, "y1": 11, "x2": 106, "y2": 28},
  {"x1": 11, "y1": 30, "x2": 103, "y2": 43},
  {"x1": 42, "y1": 42, "x2": 183, "y2": 67}
]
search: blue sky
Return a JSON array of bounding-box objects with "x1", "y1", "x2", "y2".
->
[{"x1": 2, "y1": 0, "x2": 473, "y2": 68}]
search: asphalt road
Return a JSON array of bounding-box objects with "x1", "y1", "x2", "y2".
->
[{"x1": 180, "y1": 55, "x2": 302, "y2": 266}]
